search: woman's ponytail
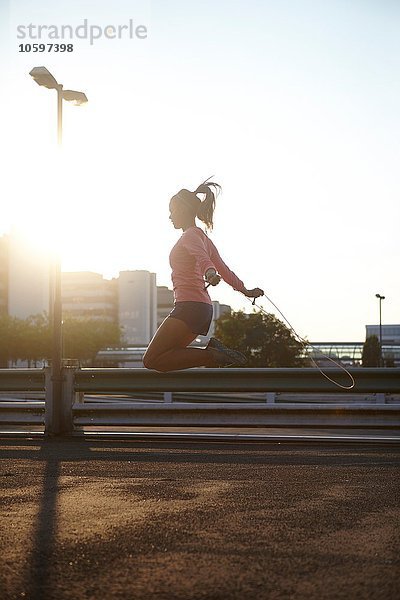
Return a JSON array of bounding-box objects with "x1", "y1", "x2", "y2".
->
[{"x1": 194, "y1": 177, "x2": 221, "y2": 231}]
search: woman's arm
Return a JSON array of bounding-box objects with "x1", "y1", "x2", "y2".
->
[
  {"x1": 184, "y1": 229, "x2": 264, "y2": 298},
  {"x1": 208, "y1": 238, "x2": 262, "y2": 296}
]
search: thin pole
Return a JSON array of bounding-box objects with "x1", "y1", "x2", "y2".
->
[
  {"x1": 57, "y1": 84, "x2": 63, "y2": 145},
  {"x1": 379, "y1": 298, "x2": 383, "y2": 367},
  {"x1": 49, "y1": 84, "x2": 64, "y2": 434}
]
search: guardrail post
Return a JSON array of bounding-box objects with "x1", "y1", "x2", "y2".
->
[
  {"x1": 44, "y1": 366, "x2": 54, "y2": 436},
  {"x1": 44, "y1": 366, "x2": 75, "y2": 436},
  {"x1": 164, "y1": 392, "x2": 173, "y2": 403},
  {"x1": 375, "y1": 393, "x2": 386, "y2": 404},
  {"x1": 60, "y1": 367, "x2": 76, "y2": 435},
  {"x1": 265, "y1": 392, "x2": 276, "y2": 404}
]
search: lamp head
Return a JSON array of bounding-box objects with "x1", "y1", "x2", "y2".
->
[
  {"x1": 29, "y1": 66, "x2": 59, "y2": 90},
  {"x1": 62, "y1": 90, "x2": 88, "y2": 106}
]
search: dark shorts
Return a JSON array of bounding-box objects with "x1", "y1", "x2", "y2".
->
[{"x1": 168, "y1": 301, "x2": 213, "y2": 335}]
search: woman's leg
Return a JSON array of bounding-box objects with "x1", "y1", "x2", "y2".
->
[{"x1": 143, "y1": 316, "x2": 218, "y2": 372}]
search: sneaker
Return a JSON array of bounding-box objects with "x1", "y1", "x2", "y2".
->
[{"x1": 206, "y1": 337, "x2": 248, "y2": 367}]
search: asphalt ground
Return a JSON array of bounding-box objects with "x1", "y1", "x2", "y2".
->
[{"x1": 0, "y1": 438, "x2": 399, "y2": 600}]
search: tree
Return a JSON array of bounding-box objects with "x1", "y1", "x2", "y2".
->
[
  {"x1": 0, "y1": 314, "x2": 27, "y2": 367},
  {"x1": 62, "y1": 317, "x2": 123, "y2": 366},
  {"x1": 0, "y1": 315, "x2": 13, "y2": 367},
  {"x1": 24, "y1": 313, "x2": 52, "y2": 367},
  {"x1": 0, "y1": 313, "x2": 123, "y2": 367},
  {"x1": 384, "y1": 355, "x2": 395, "y2": 368},
  {"x1": 214, "y1": 309, "x2": 304, "y2": 367},
  {"x1": 361, "y1": 335, "x2": 381, "y2": 367}
]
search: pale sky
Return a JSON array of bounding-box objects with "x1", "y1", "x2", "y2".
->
[{"x1": 1, "y1": 0, "x2": 399, "y2": 341}]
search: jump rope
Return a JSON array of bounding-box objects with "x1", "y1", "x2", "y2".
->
[
  {"x1": 206, "y1": 281, "x2": 355, "y2": 390},
  {"x1": 196, "y1": 176, "x2": 354, "y2": 389}
]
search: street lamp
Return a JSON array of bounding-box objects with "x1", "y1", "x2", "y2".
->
[
  {"x1": 29, "y1": 66, "x2": 88, "y2": 144},
  {"x1": 375, "y1": 293, "x2": 385, "y2": 367},
  {"x1": 29, "y1": 66, "x2": 88, "y2": 434}
]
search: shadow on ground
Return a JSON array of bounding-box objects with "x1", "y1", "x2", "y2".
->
[{"x1": 1, "y1": 438, "x2": 399, "y2": 600}]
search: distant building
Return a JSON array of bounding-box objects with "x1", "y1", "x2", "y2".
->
[
  {"x1": 157, "y1": 285, "x2": 174, "y2": 327},
  {"x1": 95, "y1": 347, "x2": 147, "y2": 368},
  {"x1": 60, "y1": 269, "x2": 170, "y2": 346},
  {"x1": 365, "y1": 325, "x2": 400, "y2": 367},
  {"x1": 366, "y1": 324, "x2": 400, "y2": 345},
  {"x1": 61, "y1": 269, "x2": 165, "y2": 346},
  {"x1": 6, "y1": 231, "x2": 51, "y2": 319},
  {"x1": 0, "y1": 235, "x2": 8, "y2": 315},
  {"x1": 209, "y1": 301, "x2": 231, "y2": 337},
  {"x1": 62, "y1": 272, "x2": 117, "y2": 322},
  {"x1": 118, "y1": 270, "x2": 157, "y2": 346},
  {"x1": 0, "y1": 232, "x2": 235, "y2": 355}
]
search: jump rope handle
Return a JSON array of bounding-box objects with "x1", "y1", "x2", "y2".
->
[{"x1": 205, "y1": 279, "x2": 261, "y2": 302}]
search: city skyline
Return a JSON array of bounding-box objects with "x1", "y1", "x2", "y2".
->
[
  {"x1": 0, "y1": 231, "x2": 234, "y2": 350},
  {"x1": 0, "y1": 0, "x2": 398, "y2": 342},
  {"x1": 1, "y1": 228, "x2": 395, "y2": 349}
]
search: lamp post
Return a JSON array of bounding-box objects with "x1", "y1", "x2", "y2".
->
[
  {"x1": 30, "y1": 67, "x2": 88, "y2": 144},
  {"x1": 29, "y1": 67, "x2": 87, "y2": 434},
  {"x1": 375, "y1": 293, "x2": 385, "y2": 367}
]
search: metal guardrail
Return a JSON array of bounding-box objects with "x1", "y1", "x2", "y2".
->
[
  {"x1": 0, "y1": 369, "x2": 45, "y2": 391},
  {"x1": 0, "y1": 401, "x2": 45, "y2": 425},
  {"x1": 75, "y1": 368, "x2": 400, "y2": 393},
  {"x1": 0, "y1": 369, "x2": 46, "y2": 426},
  {"x1": 73, "y1": 403, "x2": 400, "y2": 428},
  {"x1": 0, "y1": 367, "x2": 399, "y2": 435}
]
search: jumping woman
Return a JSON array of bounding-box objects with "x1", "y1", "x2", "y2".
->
[{"x1": 143, "y1": 179, "x2": 264, "y2": 372}]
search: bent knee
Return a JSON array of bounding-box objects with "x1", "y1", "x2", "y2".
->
[
  {"x1": 143, "y1": 351, "x2": 156, "y2": 370},
  {"x1": 143, "y1": 351, "x2": 162, "y2": 371},
  {"x1": 143, "y1": 350, "x2": 171, "y2": 372}
]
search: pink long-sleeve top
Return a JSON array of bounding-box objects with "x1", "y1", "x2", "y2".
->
[{"x1": 169, "y1": 226, "x2": 246, "y2": 304}]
